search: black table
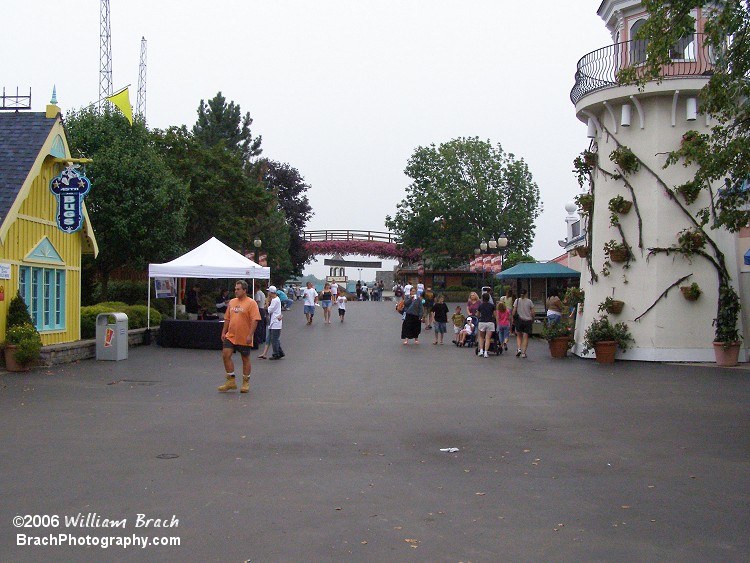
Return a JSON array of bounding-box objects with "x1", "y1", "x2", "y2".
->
[
  {"x1": 157, "y1": 315, "x2": 267, "y2": 350},
  {"x1": 157, "y1": 319, "x2": 224, "y2": 350}
]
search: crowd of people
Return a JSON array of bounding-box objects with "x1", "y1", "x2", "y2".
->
[
  {"x1": 394, "y1": 285, "x2": 550, "y2": 359},
  {"x1": 212, "y1": 277, "x2": 570, "y2": 393}
]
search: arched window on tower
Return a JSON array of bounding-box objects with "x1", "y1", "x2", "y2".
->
[{"x1": 630, "y1": 19, "x2": 648, "y2": 65}]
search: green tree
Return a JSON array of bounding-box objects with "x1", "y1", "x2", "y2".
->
[
  {"x1": 502, "y1": 251, "x2": 536, "y2": 271},
  {"x1": 385, "y1": 137, "x2": 542, "y2": 268},
  {"x1": 154, "y1": 106, "x2": 294, "y2": 281},
  {"x1": 65, "y1": 107, "x2": 188, "y2": 295},
  {"x1": 262, "y1": 160, "x2": 314, "y2": 277},
  {"x1": 193, "y1": 91, "x2": 262, "y2": 164}
]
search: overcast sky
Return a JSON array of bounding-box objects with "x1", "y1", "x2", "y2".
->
[{"x1": 3, "y1": 1, "x2": 611, "y2": 281}]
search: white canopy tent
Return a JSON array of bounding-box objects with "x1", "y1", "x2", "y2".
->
[{"x1": 147, "y1": 237, "x2": 271, "y2": 328}]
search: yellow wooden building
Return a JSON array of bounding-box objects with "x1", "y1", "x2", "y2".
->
[{"x1": 0, "y1": 101, "x2": 98, "y2": 344}]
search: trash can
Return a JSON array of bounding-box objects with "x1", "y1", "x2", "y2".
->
[{"x1": 96, "y1": 312, "x2": 128, "y2": 361}]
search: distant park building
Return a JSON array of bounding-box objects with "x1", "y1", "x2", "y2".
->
[{"x1": 0, "y1": 96, "x2": 98, "y2": 343}]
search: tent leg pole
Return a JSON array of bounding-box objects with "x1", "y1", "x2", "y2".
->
[{"x1": 147, "y1": 278, "x2": 151, "y2": 329}]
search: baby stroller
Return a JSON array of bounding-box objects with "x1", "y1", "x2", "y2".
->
[
  {"x1": 460, "y1": 315, "x2": 479, "y2": 348},
  {"x1": 475, "y1": 322, "x2": 502, "y2": 355}
]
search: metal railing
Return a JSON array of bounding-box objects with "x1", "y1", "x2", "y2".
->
[
  {"x1": 302, "y1": 230, "x2": 397, "y2": 244},
  {"x1": 570, "y1": 34, "x2": 715, "y2": 105}
]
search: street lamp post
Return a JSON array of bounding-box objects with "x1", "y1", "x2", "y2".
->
[
  {"x1": 479, "y1": 240, "x2": 488, "y2": 288},
  {"x1": 253, "y1": 238, "x2": 262, "y2": 263},
  {"x1": 474, "y1": 246, "x2": 481, "y2": 290}
]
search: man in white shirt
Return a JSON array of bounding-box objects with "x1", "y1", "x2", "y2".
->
[
  {"x1": 302, "y1": 282, "x2": 319, "y2": 325},
  {"x1": 330, "y1": 281, "x2": 338, "y2": 302},
  {"x1": 267, "y1": 286, "x2": 285, "y2": 360}
]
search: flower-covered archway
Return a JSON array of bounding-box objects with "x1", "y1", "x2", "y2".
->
[{"x1": 303, "y1": 240, "x2": 421, "y2": 262}]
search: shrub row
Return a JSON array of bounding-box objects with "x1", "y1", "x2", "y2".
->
[{"x1": 80, "y1": 304, "x2": 162, "y2": 339}]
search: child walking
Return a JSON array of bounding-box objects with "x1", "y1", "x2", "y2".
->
[
  {"x1": 495, "y1": 301, "x2": 511, "y2": 353},
  {"x1": 451, "y1": 306, "x2": 466, "y2": 344},
  {"x1": 431, "y1": 294, "x2": 449, "y2": 344},
  {"x1": 336, "y1": 293, "x2": 347, "y2": 322}
]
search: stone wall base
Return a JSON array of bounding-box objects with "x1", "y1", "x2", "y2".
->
[{"x1": 34, "y1": 328, "x2": 159, "y2": 367}]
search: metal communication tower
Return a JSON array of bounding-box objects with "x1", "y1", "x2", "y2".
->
[
  {"x1": 99, "y1": 0, "x2": 113, "y2": 109},
  {"x1": 136, "y1": 37, "x2": 147, "y2": 121}
]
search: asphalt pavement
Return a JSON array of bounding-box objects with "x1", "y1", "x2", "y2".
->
[{"x1": 1, "y1": 299, "x2": 748, "y2": 562}]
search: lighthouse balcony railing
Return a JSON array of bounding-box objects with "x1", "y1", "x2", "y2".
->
[{"x1": 570, "y1": 34, "x2": 715, "y2": 105}]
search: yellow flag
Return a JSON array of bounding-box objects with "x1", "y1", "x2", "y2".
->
[{"x1": 106, "y1": 88, "x2": 133, "y2": 125}]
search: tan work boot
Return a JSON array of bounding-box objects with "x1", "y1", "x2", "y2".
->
[
  {"x1": 240, "y1": 375, "x2": 250, "y2": 393},
  {"x1": 217, "y1": 375, "x2": 237, "y2": 392}
]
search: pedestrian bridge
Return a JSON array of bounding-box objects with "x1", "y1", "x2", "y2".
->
[{"x1": 301, "y1": 230, "x2": 420, "y2": 261}]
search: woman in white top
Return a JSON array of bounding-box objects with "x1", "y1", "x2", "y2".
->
[{"x1": 267, "y1": 286, "x2": 285, "y2": 360}]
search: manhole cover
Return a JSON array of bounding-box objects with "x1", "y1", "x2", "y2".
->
[{"x1": 156, "y1": 454, "x2": 179, "y2": 459}]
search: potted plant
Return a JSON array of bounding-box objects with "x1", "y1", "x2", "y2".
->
[
  {"x1": 3, "y1": 291, "x2": 41, "y2": 371},
  {"x1": 677, "y1": 228, "x2": 706, "y2": 255},
  {"x1": 575, "y1": 193, "x2": 593, "y2": 214},
  {"x1": 563, "y1": 287, "x2": 585, "y2": 312},
  {"x1": 610, "y1": 146, "x2": 640, "y2": 174},
  {"x1": 608, "y1": 195, "x2": 633, "y2": 214},
  {"x1": 541, "y1": 318, "x2": 574, "y2": 358},
  {"x1": 680, "y1": 282, "x2": 702, "y2": 302},
  {"x1": 4, "y1": 323, "x2": 42, "y2": 371},
  {"x1": 598, "y1": 296, "x2": 625, "y2": 314},
  {"x1": 582, "y1": 315, "x2": 634, "y2": 364},
  {"x1": 604, "y1": 240, "x2": 630, "y2": 263},
  {"x1": 574, "y1": 246, "x2": 589, "y2": 258},
  {"x1": 713, "y1": 285, "x2": 742, "y2": 366}
]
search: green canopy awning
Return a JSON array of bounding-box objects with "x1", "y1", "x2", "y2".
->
[{"x1": 496, "y1": 262, "x2": 581, "y2": 279}]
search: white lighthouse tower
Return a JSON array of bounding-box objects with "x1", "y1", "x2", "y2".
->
[{"x1": 570, "y1": 1, "x2": 748, "y2": 362}]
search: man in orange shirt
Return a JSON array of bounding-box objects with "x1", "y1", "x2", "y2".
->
[{"x1": 218, "y1": 280, "x2": 261, "y2": 393}]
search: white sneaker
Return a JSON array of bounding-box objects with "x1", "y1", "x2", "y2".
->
[{"x1": 484, "y1": 351, "x2": 489, "y2": 358}]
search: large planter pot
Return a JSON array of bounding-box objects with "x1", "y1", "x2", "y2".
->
[
  {"x1": 4, "y1": 345, "x2": 30, "y2": 372},
  {"x1": 548, "y1": 337, "x2": 570, "y2": 358},
  {"x1": 713, "y1": 341, "x2": 741, "y2": 367},
  {"x1": 593, "y1": 341, "x2": 617, "y2": 364}
]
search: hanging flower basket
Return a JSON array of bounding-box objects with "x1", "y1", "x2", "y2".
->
[
  {"x1": 608, "y1": 196, "x2": 633, "y2": 214},
  {"x1": 575, "y1": 246, "x2": 589, "y2": 258},
  {"x1": 606, "y1": 300, "x2": 625, "y2": 314},
  {"x1": 609, "y1": 248, "x2": 629, "y2": 263},
  {"x1": 680, "y1": 284, "x2": 701, "y2": 301}
]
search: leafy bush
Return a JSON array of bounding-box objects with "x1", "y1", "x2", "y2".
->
[
  {"x1": 582, "y1": 315, "x2": 633, "y2": 354},
  {"x1": 142, "y1": 298, "x2": 174, "y2": 317},
  {"x1": 7, "y1": 291, "x2": 33, "y2": 330},
  {"x1": 80, "y1": 304, "x2": 119, "y2": 339},
  {"x1": 121, "y1": 305, "x2": 161, "y2": 330},
  {"x1": 541, "y1": 318, "x2": 574, "y2": 345},
  {"x1": 80, "y1": 303, "x2": 162, "y2": 338},
  {"x1": 97, "y1": 301, "x2": 129, "y2": 310},
  {"x1": 6, "y1": 323, "x2": 42, "y2": 365}
]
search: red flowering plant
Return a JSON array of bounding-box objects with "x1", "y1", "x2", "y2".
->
[{"x1": 304, "y1": 240, "x2": 421, "y2": 261}]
